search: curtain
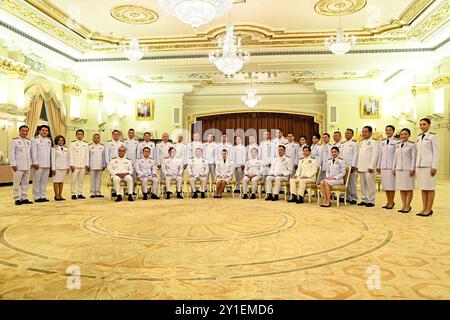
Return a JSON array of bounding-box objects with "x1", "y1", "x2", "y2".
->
[
  {"x1": 24, "y1": 84, "x2": 66, "y2": 139},
  {"x1": 193, "y1": 112, "x2": 320, "y2": 144}
]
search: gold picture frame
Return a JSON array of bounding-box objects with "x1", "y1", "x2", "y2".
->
[
  {"x1": 135, "y1": 99, "x2": 154, "y2": 120},
  {"x1": 360, "y1": 96, "x2": 381, "y2": 119}
]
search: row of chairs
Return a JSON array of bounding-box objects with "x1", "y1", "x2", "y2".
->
[{"x1": 106, "y1": 166, "x2": 353, "y2": 206}]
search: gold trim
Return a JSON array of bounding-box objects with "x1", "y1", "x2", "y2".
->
[
  {"x1": 63, "y1": 84, "x2": 82, "y2": 96},
  {"x1": 0, "y1": 57, "x2": 28, "y2": 76},
  {"x1": 110, "y1": 5, "x2": 158, "y2": 25},
  {"x1": 87, "y1": 92, "x2": 104, "y2": 101},
  {"x1": 360, "y1": 96, "x2": 382, "y2": 119},
  {"x1": 135, "y1": 99, "x2": 154, "y2": 121},
  {"x1": 411, "y1": 85, "x2": 431, "y2": 96},
  {"x1": 432, "y1": 76, "x2": 450, "y2": 89},
  {"x1": 314, "y1": 0, "x2": 367, "y2": 16}
]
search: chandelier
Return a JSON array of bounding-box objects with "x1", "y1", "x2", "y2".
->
[
  {"x1": 325, "y1": 13, "x2": 356, "y2": 56},
  {"x1": 158, "y1": 0, "x2": 233, "y2": 28},
  {"x1": 122, "y1": 37, "x2": 145, "y2": 61},
  {"x1": 241, "y1": 74, "x2": 261, "y2": 108},
  {"x1": 209, "y1": 24, "x2": 250, "y2": 75}
]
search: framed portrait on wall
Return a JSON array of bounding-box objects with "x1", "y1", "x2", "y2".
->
[
  {"x1": 136, "y1": 99, "x2": 154, "y2": 120},
  {"x1": 360, "y1": 97, "x2": 381, "y2": 119}
]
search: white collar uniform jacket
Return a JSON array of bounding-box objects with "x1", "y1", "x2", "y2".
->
[
  {"x1": 285, "y1": 141, "x2": 300, "y2": 166},
  {"x1": 9, "y1": 137, "x2": 32, "y2": 171},
  {"x1": 295, "y1": 155, "x2": 319, "y2": 179},
  {"x1": 269, "y1": 156, "x2": 293, "y2": 177},
  {"x1": 156, "y1": 141, "x2": 175, "y2": 166},
  {"x1": 135, "y1": 157, "x2": 158, "y2": 179},
  {"x1": 188, "y1": 157, "x2": 209, "y2": 178},
  {"x1": 69, "y1": 140, "x2": 89, "y2": 168},
  {"x1": 215, "y1": 159, "x2": 234, "y2": 178},
  {"x1": 393, "y1": 141, "x2": 416, "y2": 171},
  {"x1": 138, "y1": 141, "x2": 156, "y2": 159},
  {"x1": 341, "y1": 139, "x2": 358, "y2": 167},
  {"x1": 107, "y1": 157, "x2": 133, "y2": 177},
  {"x1": 89, "y1": 143, "x2": 106, "y2": 170},
  {"x1": 31, "y1": 135, "x2": 52, "y2": 168},
  {"x1": 162, "y1": 157, "x2": 183, "y2": 176},
  {"x1": 377, "y1": 137, "x2": 400, "y2": 170},
  {"x1": 124, "y1": 138, "x2": 139, "y2": 164},
  {"x1": 188, "y1": 141, "x2": 204, "y2": 159},
  {"x1": 203, "y1": 142, "x2": 217, "y2": 164},
  {"x1": 320, "y1": 144, "x2": 332, "y2": 172},
  {"x1": 105, "y1": 139, "x2": 125, "y2": 163},
  {"x1": 233, "y1": 144, "x2": 247, "y2": 166},
  {"x1": 244, "y1": 158, "x2": 264, "y2": 176},
  {"x1": 246, "y1": 143, "x2": 259, "y2": 160},
  {"x1": 357, "y1": 137, "x2": 379, "y2": 172},
  {"x1": 311, "y1": 143, "x2": 323, "y2": 166},
  {"x1": 259, "y1": 140, "x2": 276, "y2": 165},
  {"x1": 415, "y1": 131, "x2": 439, "y2": 169},
  {"x1": 175, "y1": 142, "x2": 189, "y2": 165},
  {"x1": 326, "y1": 157, "x2": 346, "y2": 180},
  {"x1": 273, "y1": 137, "x2": 288, "y2": 147},
  {"x1": 215, "y1": 142, "x2": 234, "y2": 162},
  {"x1": 51, "y1": 146, "x2": 69, "y2": 170}
]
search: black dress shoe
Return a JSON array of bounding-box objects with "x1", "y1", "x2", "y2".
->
[
  {"x1": 272, "y1": 195, "x2": 279, "y2": 201},
  {"x1": 71, "y1": 195, "x2": 77, "y2": 200},
  {"x1": 358, "y1": 202, "x2": 367, "y2": 206},
  {"x1": 250, "y1": 194, "x2": 256, "y2": 200},
  {"x1": 177, "y1": 192, "x2": 184, "y2": 199},
  {"x1": 115, "y1": 195, "x2": 122, "y2": 202},
  {"x1": 398, "y1": 207, "x2": 412, "y2": 213},
  {"x1": 165, "y1": 192, "x2": 171, "y2": 200},
  {"x1": 90, "y1": 195, "x2": 96, "y2": 198},
  {"x1": 35, "y1": 198, "x2": 44, "y2": 203},
  {"x1": 265, "y1": 194, "x2": 273, "y2": 201},
  {"x1": 366, "y1": 203, "x2": 375, "y2": 208},
  {"x1": 350, "y1": 200, "x2": 358, "y2": 205},
  {"x1": 243, "y1": 194, "x2": 248, "y2": 199},
  {"x1": 42, "y1": 198, "x2": 49, "y2": 202},
  {"x1": 151, "y1": 194, "x2": 160, "y2": 200},
  {"x1": 111, "y1": 192, "x2": 117, "y2": 198},
  {"x1": 320, "y1": 204, "x2": 332, "y2": 208},
  {"x1": 128, "y1": 194, "x2": 134, "y2": 202},
  {"x1": 201, "y1": 192, "x2": 206, "y2": 199},
  {"x1": 15, "y1": 200, "x2": 22, "y2": 206},
  {"x1": 60, "y1": 198, "x2": 66, "y2": 201},
  {"x1": 78, "y1": 195, "x2": 86, "y2": 199},
  {"x1": 287, "y1": 195, "x2": 297, "y2": 203},
  {"x1": 417, "y1": 210, "x2": 433, "y2": 217},
  {"x1": 192, "y1": 192, "x2": 198, "y2": 199},
  {"x1": 143, "y1": 193, "x2": 148, "y2": 200},
  {"x1": 296, "y1": 196, "x2": 304, "y2": 204},
  {"x1": 234, "y1": 189, "x2": 240, "y2": 194},
  {"x1": 21, "y1": 199, "x2": 33, "y2": 204}
]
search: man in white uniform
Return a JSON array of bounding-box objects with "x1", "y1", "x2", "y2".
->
[
  {"x1": 332, "y1": 131, "x2": 343, "y2": 150},
  {"x1": 188, "y1": 133, "x2": 204, "y2": 160},
  {"x1": 285, "y1": 133, "x2": 299, "y2": 175},
  {"x1": 215, "y1": 135, "x2": 233, "y2": 162},
  {"x1": 104, "y1": 130, "x2": 125, "y2": 163},
  {"x1": 340, "y1": 129, "x2": 359, "y2": 204},
  {"x1": 107, "y1": 146, "x2": 134, "y2": 202},
  {"x1": 188, "y1": 148, "x2": 209, "y2": 199},
  {"x1": 203, "y1": 134, "x2": 217, "y2": 187},
  {"x1": 138, "y1": 132, "x2": 156, "y2": 159},
  {"x1": 156, "y1": 133, "x2": 175, "y2": 170},
  {"x1": 288, "y1": 146, "x2": 319, "y2": 204},
  {"x1": 10, "y1": 125, "x2": 33, "y2": 205},
  {"x1": 88, "y1": 133, "x2": 106, "y2": 198},
  {"x1": 265, "y1": 145, "x2": 293, "y2": 202},
  {"x1": 246, "y1": 135, "x2": 259, "y2": 160},
  {"x1": 242, "y1": 147, "x2": 263, "y2": 199},
  {"x1": 69, "y1": 129, "x2": 89, "y2": 200},
  {"x1": 233, "y1": 136, "x2": 247, "y2": 193},
  {"x1": 175, "y1": 134, "x2": 189, "y2": 170},
  {"x1": 319, "y1": 133, "x2": 332, "y2": 182},
  {"x1": 135, "y1": 147, "x2": 160, "y2": 200},
  {"x1": 31, "y1": 125, "x2": 52, "y2": 202},
  {"x1": 124, "y1": 128, "x2": 139, "y2": 196},
  {"x1": 259, "y1": 131, "x2": 276, "y2": 190},
  {"x1": 162, "y1": 147, "x2": 184, "y2": 199},
  {"x1": 273, "y1": 128, "x2": 288, "y2": 147},
  {"x1": 356, "y1": 126, "x2": 379, "y2": 207}
]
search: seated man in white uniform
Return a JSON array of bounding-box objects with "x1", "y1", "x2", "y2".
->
[
  {"x1": 265, "y1": 145, "x2": 293, "y2": 202},
  {"x1": 135, "y1": 147, "x2": 160, "y2": 200},
  {"x1": 288, "y1": 146, "x2": 319, "y2": 204},
  {"x1": 242, "y1": 147, "x2": 264, "y2": 199},
  {"x1": 162, "y1": 147, "x2": 184, "y2": 199},
  {"x1": 188, "y1": 147, "x2": 209, "y2": 199},
  {"x1": 107, "y1": 146, "x2": 134, "y2": 202},
  {"x1": 319, "y1": 146, "x2": 346, "y2": 207}
]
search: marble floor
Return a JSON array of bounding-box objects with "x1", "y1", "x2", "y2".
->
[{"x1": 0, "y1": 177, "x2": 449, "y2": 300}]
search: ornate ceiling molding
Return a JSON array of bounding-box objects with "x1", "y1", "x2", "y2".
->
[
  {"x1": 63, "y1": 83, "x2": 82, "y2": 96},
  {"x1": 110, "y1": 5, "x2": 159, "y2": 25},
  {"x1": 432, "y1": 75, "x2": 450, "y2": 89},
  {"x1": 0, "y1": 56, "x2": 28, "y2": 76},
  {"x1": 314, "y1": 0, "x2": 367, "y2": 16}
]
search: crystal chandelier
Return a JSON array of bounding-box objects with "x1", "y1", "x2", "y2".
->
[
  {"x1": 325, "y1": 13, "x2": 356, "y2": 56},
  {"x1": 241, "y1": 74, "x2": 261, "y2": 108},
  {"x1": 158, "y1": 0, "x2": 233, "y2": 28},
  {"x1": 209, "y1": 24, "x2": 250, "y2": 75},
  {"x1": 123, "y1": 37, "x2": 145, "y2": 61}
]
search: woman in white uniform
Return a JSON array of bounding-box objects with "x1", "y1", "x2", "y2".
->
[
  {"x1": 377, "y1": 125, "x2": 400, "y2": 209},
  {"x1": 214, "y1": 149, "x2": 234, "y2": 198},
  {"x1": 393, "y1": 128, "x2": 416, "y2": 213},
  {"x1": 51, "y1": 135, "x2": 70, "y2": 201},
  {"x1": 415, "y1": 118, "x2": 439, "y2": 217},
  {"x1": 319, "y1": 146, "x2": 346, "y2": 207},
  {"x1": 310, "y1": 134, "x2": 323, "y2": 166}
]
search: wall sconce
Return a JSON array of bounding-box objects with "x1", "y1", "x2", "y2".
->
[{"x1": 0, "y1": 120, "x2": 12, "y2": 130}]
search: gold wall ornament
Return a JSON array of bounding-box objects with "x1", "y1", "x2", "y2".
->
[
  {"x1": 63, "y1": 84, "x2": 82, "y2": 96},
  {"x1": 411, "y1": 85, "x2": 431, "y2": 96},
  {"x1": 87, "y1": 92, "x2": 104, "y2": 102},
  {"x1": 0, "y1": 57, "x2": 28, "y2": 76},
  {"x1": 314, "y1": 0, "x2": 367, "y2": 16},
  {"x1": 432, "y1": 76, "x2": 450, "y2": 89},
  {"x1": 110, "y1": 5, "x2": 159, "y2": 24},
  {"x1": 408, "y1": 2, "x2": 450, "y2": 40}
]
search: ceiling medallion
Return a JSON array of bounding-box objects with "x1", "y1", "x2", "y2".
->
[
  {"x1": 315, "y1": 0, "x2": 367, "y2": 16},
  {"x1": 110, "y1": 5, "x2": 159, "y2": 24}
]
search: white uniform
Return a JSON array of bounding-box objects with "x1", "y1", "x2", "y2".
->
[
  {"x1": 188, "y1": 157, "x2": 209, "y2": 192},
  {"x1": 104, "y1": 139, "x2": 125, "y2": 164},
  {"x1": 107, "y1": 157, "x2": 133, "y2": 195},
  {"x1": 322, "y1": 157, "x2": 346, "y2": 187},
  {"x1": 357, "y1": 137, "x2": 379, "y2": 205},
  {"x1": 89, "y1": 143, "x2": 106, "y2": 196},
  {"x1": 124, "y1": 138, "x2": 139, "y2": 164},
  {"x1": 285, "y1": 141, "x2": 300, "y2": 174},
  {"x1": 135, "y1": 157, "x2": 159, "y2": 195},
  {"x1": 259, "y1": 140, "x2": 276, "y2": 178},
  {"x1": 246, "y1": 143, "x2": 259, "y2": 160},
  {"x1": 175, "y1": 143, "x2": 189, "y2": 166},
  {"x1": 188, "y1": 141, "x2": 204, "y2": 159},
  {"x1": 290, "y1": 155, "x2": 318, "y2": 197},
  {"x1": 415, "y1": 132, "x2": 439, "y2": 191},
  {"x1": 138, "y1": 141, "x2": 156, "y2": 159},
  {"x1": 9, "y1": 137, "x2": 32, "y2": 201},
  {"x1": 333, "y1": 141, "x2": 343, "y2": 151},
  {"x1": 273, "y1": 137, "x2": 288, "y2": 147},
  {"x1": 215, "y1": 142, "x2": 233, "y2": 162},
  {"x1": 51, "y1": 146, "x2": 69, "y2": 183},
  {"x1": 69, "y1": 140, "x2": 89, "y2": 196},
  {"x1": 215, "y1": 159, "x2": 234, "y2": 183},
  {"x1": 311, "y1": 143, "x2": 323, "y2": 166},
  {"x1": 299, "y1": 144, "x2": 309, "y2": 160},
  {"x1": 393, "y1": 141, "x2": 416, "y2": 191},
  {"x1": 242, "y1": 158, "x2": 264, "y2": 194},
  {"x1": 266, "y1": 156, "x2": 293, "y2": 195},
  {"x1": 377, "y1": 137, "x2": 400, "y2": 191},
  {"x1": 341, "y1": 139, "x2": 359, "y2": 201},
  {"x1": 156, "y1": 141, "x2": 175, "y2": 167},
  {"x1": 203, "y1": 141, "x2": 217, "y2": 184},
  {"x1": 319, "y1": 144, "x2": 332, "y2": 182},
  {"x1": 162, "y1": 157, "x2": 183, "y2": 192},
  {"x1": 233, "y1": 144, "x2": 247, "y2": 190},
  {"x1": 31, "y1": 135, "x2": 52, "y2": 200}
]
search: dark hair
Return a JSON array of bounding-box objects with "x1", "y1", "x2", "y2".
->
[
  {"x1": 287, "y1": 132, "x2": 294, "y2": 136},
  {"x1": 39, "y1": 125, "x2": 50, "y2": 132},
  {"x1": 312, "y1": 133, "x2": 321, "y2": 140},
  {"x1": 420, "y1": 118, "x2": 431, "y2": 124},
  {"x1": 331, "y1": 146, "x2": 340, "y2": 153},
  {"x1": 54, "y1": 135, "x2": 65, "y2": 145},
  {"x1": 333, "y1": 131, "x2": 341, "y2": 136},
  {"x1": 76, "y1": 129, "x2": 84, "y2": 135},
  {"x1": 385, "y1": 125, "x2": 395, "y2": 132},
  {"x1": 143, "y1": 132, "x2": 151, "y2": 136},
  {"x1": 346, "y1": 128, "x2": 354, "y2": 134},
  {"x1": 323, "y1": 133, "x2": 330, "y2": 138},
  {"x1": 299, "y1": 135, "x2": 307, "y2": 140},
  {"x1": 128, "y1": 128, "x2": 135, "y2": 132},
  {"x1": 400, "y1": 128, "x2": 411, "y2": 135},
  {"x1": 363, "y1": 126, "x2": 373, "y2": 133},
  {"x1": 278, "y1": 145, "x2": 286, "y2": 150},
  {"x1": 303, "y1": 146, "x2": 311, "y2": 152},
  {"x1": 142, "y1": 147, "x2": 150, "y2": 152},
  {"x1": 250, "y1": 147, "x2": 258, "y2": 153},
  {"x1": 93, "y1": 133, "x2": 100, "y2": 138},
  {"x1": 112, "y1": 130, "x2": 121, "y2": 134},
  {"x1": 168, "y1": 147, "x2": 175, "y2": 153},
  {"x1": 221, "y1": 149, "x2": 228, "y2": 154},
  {"x1": 19, "y1": 125, "x2": 29, "y2": 131}
]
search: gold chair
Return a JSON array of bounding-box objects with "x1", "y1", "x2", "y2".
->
[
  {"x1": 317, "y1": 166, "x2": 351, "y2": 207},
  {"x1": 376, "y1": 172, "x2": 382, "y2": 191},
  {"x1": 161, "y1": 171, "x2": 187, "y2": 198},
  {"x1": 186, "y1": 177, "x2": 210, "y2": 198},
  {"x1": 211, "y1": 176, "x2": 236, "y2": 198},
  {"x1": 306, "y1": 166, "x2": 321, "y2": 203},
  {"x1": 266, "y1": 177, "x2": 290, "y2": 201},
  {"x1": 106, "y1": 178, "x2": 137, "y2": 200}
]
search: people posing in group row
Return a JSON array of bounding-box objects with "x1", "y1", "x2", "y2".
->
[{"x1": 9, "y1": 120, "x2": 439, "y2": 216}]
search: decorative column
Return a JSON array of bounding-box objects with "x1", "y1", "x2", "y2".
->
[
  {"x1": 63, "y1": 83, "x2": 84, "y2": 138},
  {"x1": 0, "y1": 57, "x2": 28, "y2": 108}
]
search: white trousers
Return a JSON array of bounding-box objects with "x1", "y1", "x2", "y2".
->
[
  {"x1": 189, "y1": 176, "x2": 208, "y2": 192},
  {"x1": 113, "y1": 175, "x2": 133, "y2": 195},
  {"x1": 141, "y1": 177, "x2": 159, "y2": 194},
  {"x1": 90, "y1": 170, "x2": 103, "y2": 196},
  {"x1": 13, "y1": 170, "x2": 30, "y2": 201},
  {"x1": 289, "y1": 177, "x2": 316, "y2": 197},
  {"x1": 71, "y1": 168, "x2": 85, "y2": 196},
  {"x1": 347, "y1": 171, "x2": 358, "y2": 201},
  {"x1": 208, "y1": 164, "x2": 216, "y2": 184},
  {"x1": 234, "y1": 167, "x2": 244, "y2": 190},
  {"x1": 359, "y1": 171, "x2": 376, "y2": 204},
  {"x1": 165, "y1": 176, "x2": 183, "y2": 193},
  {"x1": 32, "y1": 167, "x2": 50, "y2": 200},
  {"x1": 242, "y1": 176, "x2": 260, "y2": 194},
  {"x1": 266, "y1": 176, "x2": 289, "y2": 195}
]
